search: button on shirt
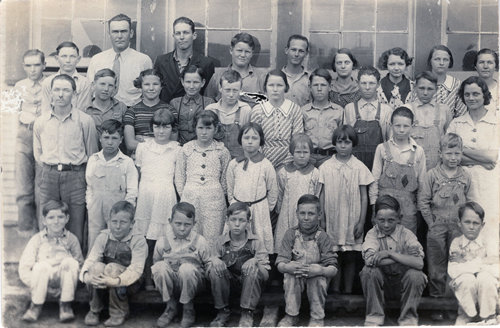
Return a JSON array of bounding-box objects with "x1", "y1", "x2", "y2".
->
[
  {"x1": 282, "y1": 67, "x2": 310, "y2": 107},
  {"x1": 344, "y1": 99, "x2": 393, "y2": 140},
  {"x1": 302, "y1": 102, "x2": 344, "y2": 150},
  {"x1": 15, "y1": 77, "x2": 45, "y2": 124},
  {"x1": 446, "y1": 109, "x2": 498, "y2": 151},
  {"x1": 87, "y1": 47, "x2": 153, "y2": 106},
  {"x1": 41, "y1": 71, "x2": 92, "y2": 112},
  {"x1": 33, "y1": 108, "x2": 98, "y2": 165}
]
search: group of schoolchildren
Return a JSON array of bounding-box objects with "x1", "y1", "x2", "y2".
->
[{"x1": 14, "y1": 13, "x2": 499, "y2": 328}]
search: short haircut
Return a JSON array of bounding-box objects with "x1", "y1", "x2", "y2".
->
[
  {"x1": 474, "y1": 48, "x2": 499, "y2": 69},
  {"x1": 378, "y1": 47, "x2": 413, "y2": 69},
  {"x1": 173, "y1": 16, "x2": 195, "y2": 33},
  {"x1": 297, "y1": 194, "x2": 321, "y2": 213},
  {"x1": 309, "y1": 68, "x2": 332, "y2": 85},
  {"x1": 227, "y1": 202, "x2": 252, "y2": 220},
  {"x1": 109, "y1": 201, "x2": 135, "y2": 221},
  {"x1": 289, "y1": 133, "x2": 313, "y2": 155},
  {"x1": 332, "y1": 48, "x2": 358, "y2": 72},
  {"x1": 23, "y1": 49, "x2": 45, "y2": 64},
  {"x1": 42, "y1": 200, "x2": 69, "y2": 217},
  {"x1": 56, "y1": 41, "x2": 80, "y2": 55},
  {"x1": 440, "y1": 133, "x2": 463, "y2": 151},
  {"x1": 458, "y1": 76, "x2": 492, "y2": 106},
  {"x1": 231, "y1": 32, "x2": 255, "y2": 50},
  {"x1": 357, "y1": 66, "x2": 381, "y2": 82},
  {"x1": 375, "y1": 195, "x2": 400, "y2": 215},
  {"x1": 94, "y1": 68, "x2": 117, "y2": 82},
  {"x1": 415, "y1": 71, "x2": 438, "y2": 86},
  {"x1": 192, "y1": 109, "x2": 219, "y2": 129},
  {"x1": 331, "y1": 124, "x2": 358, "y2": 147},
  {"x1": 133, "y1": 69, "x2": 163, "y2": 89},
  {"x1": 51, "y1": 74, "x2": 77, "y2": 91},
  {"x1": 180, "y1": 65, "x2": 205, "y2": 81},
  {"x1": 172, "y1": 202, "x2": 196, "y2": 221},
  {"x1": 458, "y1": 201, "x2": 485, "y2": 222},
  {"x1": 151, "y1": 107, "x2": 177, "y2": 130},
  {"x1": 427, "y1": 45, "x2": 454, "y2": 69},
  {"x1": 263, "y1": 69, "x2": 290, "y2": 93},
  {"x1": 238, "y1": 122, "x2": 265, "y2": 146},
  {"x1": 109, "y1": 13, "x2": 132, "y2": 30},
  {"x1": 219, "y1": 69, "x2": 242, "y2": 87},
  {"x1": 286, "y1": 34, "x2": 309, "y2": 51},
  {"x1": 391, "y1": 106, "x2": 414, "y2": 124},
  {"x1": 101, "y1": 119, "x2": 124, "y2": 137}
]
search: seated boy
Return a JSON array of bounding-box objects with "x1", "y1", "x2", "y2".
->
[
  {"x1": 18, "y1": 200, "x2": 84, "y2": 322},
  {"x1": 86, "y1": 119, "x2": 138, "y2": 250},
  {"x1": 360, "y1": 195, "x2": 427, "y2": 326},
  {"x1": 448, "y1": 201, "x2": 499, "y2": 325},
  {"x1": 80, "y1": 201, "x2": 147, "y2": 326},
  {"x1": 152, "y1": 202, "x2": 212, "y2": 328},
  {"x1": 209, "y1": 202, "x2": 270, "y2": 327},
  {"x1": 276, "y1": 194, "x2": 338, "y2": 327}
]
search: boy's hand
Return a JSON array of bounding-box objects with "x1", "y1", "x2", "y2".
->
[
  {"x1": 95, "y1": 274, "x2": 121, "y2": 287},
  {"x1": 354, "y1": 221, "x2": 364, "y2": 239},
  {"x1": 135, "y1": 135, "x2": 145, "y2": 143},
  {"x1": 85, "y1": 273, "x2": 107, "y2": 288},
  {"x1": 241, "y1": 258, "x2": 258, "y2": 277},
  {"x1": 372, "y1": 250, "x2": 390, "y2": 265},
  {"x1": 286, "y1": 261, "x2": 308, "y2": 276},
  {"x1": 306, "y1": 264, "x2": 324, "y2": 278},
  {"x1": 211, "y1": 258, "x2": 229, "y2": 278},
  {"x1": 481, "y1": 162, "x2": 496, "y2": 170}
]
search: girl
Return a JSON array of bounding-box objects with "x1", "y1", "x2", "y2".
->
[
  {"x1": 169, "y1": 65, "x2": 215, "y2": 145},
  {"x1": 226, "y1": 122, "x2": 278, "y2": 254},
  {"x1": 175, "y1": 110, "x2": 231, "y2": 248},
  {"x1": 319, "y1": 125, "x2": 374, "y2": 294},
  {"x1": 250, "y1": 69, "x2": 304, "y2": 169},
  {"x1": 134, "y1": 108, "x2": 181, "y2": 289},
  {"x1": 377, "y1": 47, "x2": 413, "y2": 109},
  {"x1": 474, "y1": 48, "x2": 499, "y2": 111},
  {"x1": 274, "y1": 133, "x2": 321, "y2": 251},
  {"x1": 123, "y1": 69, "x2": 177, "y2": 154},
  {"x1": 330, "y1": 48, "x2": 362, "y2": 108}
]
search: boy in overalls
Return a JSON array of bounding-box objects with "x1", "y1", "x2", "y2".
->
[
  {"x1": 151, "y1": 202, "x2": 212, "y2": 328},
  {"x1": 360, "y1": 195, "x2": 427, "y2": 326},
  {"x1": 418, "y1": 133, "x2": 472, "y2": 320},
  {"x1": 370, "y1": 107, "x2": 427, "y2": 235},
  {"x1": 276, "y1": 194, "x2": 338, "y2": 327},
  {"x1": 80, "y1": 201, "x2": 147, "y2": 327},
  {"x1": 209, "y1": 202, "x2": 270, "y2": 327},
  {"x1": 206, "y1": 70, "x2": 252, "y2": 158}
]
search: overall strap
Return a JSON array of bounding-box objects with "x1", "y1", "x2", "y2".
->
[
  {"x1": 383, "y1": 141, "x2": 393, "y2": 162},
  {"x1": 353, "y1": 101, "x2": 361, "y2": 120},
  {"x1": 177, "y1": 97, "x2": 184, "y2": 124},
  {"x1": 234, "y1": 106, "x2": 241, "y2": 126},
  {"x1": 407, "y1": 148, "x2": 416, "y2": 166},
  {"x1": 433, "y1": 104, "x2": 441, "y2": 127},
  {"x1": 375, "y1": 102, "x2": 381, "y2": 120}
]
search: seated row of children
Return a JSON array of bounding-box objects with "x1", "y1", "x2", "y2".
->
[{"x1": 20, "y1": 194, "x2": 497, "y2": 327}]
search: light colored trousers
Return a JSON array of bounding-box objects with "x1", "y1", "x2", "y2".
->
[
  {"x1": 451, "y1": 272, "x2": 498, "y2": 319},
  {"x1": 283, "y1": 273, "x2": 329, "y2": 320},
  {"x1": 151, "y1": 261, "x2": 204, "y2": 304}
]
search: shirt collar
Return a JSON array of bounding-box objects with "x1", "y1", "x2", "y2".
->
[
  {"x1": 281, "y1": 66, "x2": 309, "y2": 80},
  {"x1": 173, "y1": 50, "x2": 192, "y2": 62},
  {"x1": 182, "y1": 93, "x2": 202, "y2": 105},
  {"x1": 388, "y1": 137, "x2": 418, "y2": 153},
  {"x1": 457, "y1": 109, "x2": 497, "y2": 126},
  {"x1": 48, "y1": 107, "x2": 76, "y2": 122},
  {"x1": 167, "y1": 228, "x2": 194, "y2": 241},
  {"x1": 56, "y1": 70, "x2": 80, "y2": 81},
  {"x1": 413, "y1": 97, "x2": 437, "y2": 108},
  {"x1": 228, "y1": 64, "x2": 255, "y2": 76},
  {"x1": 216, "y1": 100, "x2": 245, "y2": 116},
  {"x1": 284, "y1": 161, "x2": 315, "y2": 174},
  {"x1": 375, "y1": 224, "x2": 403, "y2": 240},
  {"x1": 42, "y1": 228, "x2": 68, "y2": 239},
  {"x1": 222, "y1": 230, "x2": 257, "y2": 244},
  {"x1": 96, "y1": 149, "x2": 127, "y2": 162},
  {"x1": 115, "y1": 47, "x2": 132, "y2": 58},
  {"x1": 193, "y1": 140, "x2": 225, "y2": 153},
  {"x1": 90, "y1": 97, "x2": 120, "y2": 113},
  {"x1": 358, "y1": 98, "x2": 379, "y2": 109},
  {"x1": 305, "y1": 101, "x2": 339, "y2": 112},
  {"x1": 235, "y1": 151, "x2": 265, "y2": 170},
  {"x1": 459, "y1": 233, "x2": 485, "y2": 248},
  {"x1": 261, "y1": 99, "x2": 294, "y2": 117},
  {"x1": 441, "y1": 74, "x2": 455, "y2": 91},
  {"x1": 108, "y1": 228, "x2": 135, "y2": 242}
]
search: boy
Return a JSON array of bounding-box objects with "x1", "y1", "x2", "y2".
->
[
  {"x1": 369, "y1": 106, "x2": 427, "y2": 234},
  {"x1": 276, "y1": 194, "x2": 338, "y2": 327},
  {"x1": 85, "y1": 68, "x2": 128, "y2": 140},
  {"x1": 15, "y1": 49, "x2": 46, "y2": 235},
  {"x1": 19, "y1": 200, "x2": 84, "y2": 323},
  {"x1": 448, "y1": 202, "x2": 498, "y2": 325},
  {"x1": 152, "y1": 202, "x2": 212, "y2": 328},
  {"x1": 418, "y1": 133, "x2": 472, "y2": 319},
  {"x1": 41, "y1": 41, "x2": 92, "y2": 111},
  {"x1": 360, "y1": 195, "x2": 427, "y2": 326},
  {"x1": 282, "y1": 34, "x2": 310, "y2": 107},
  {"x1": 344, "y1": 66, "x2": 392, "y2": 170},
  {"x1": 209, "y1": 202, "x2": 270, "y2": 327},
  {"x1": 85, "y1": 119, "x2": 138, "y2": 250},
  {"x1": 80, "y1": 201, "x2": 148, "y2": 327},
  {"x1": 206, "y1": 70, "x2": 252, "y2": 158}
]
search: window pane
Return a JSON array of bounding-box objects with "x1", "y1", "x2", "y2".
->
[
  {"x1": 343, "y1": 32, "x2": 374, "y2": 67},
  {"x1": 193, "y1": 28, "x2": 206, "y2": 56},
  {"x1": 447, "y1": 0, "x2": 478, "y2": 32},
  {"x1": 447, "y1": 33, "x2": 479, "y2": 71},
  {"x1": 308, "y1": 33, "x2": 340, "y2": 70},
  {"x1": 375, "y1": 33, "x2": 408, "y2": 68},
  {"x1": 377, "y1": 0, "x2": 408, "y2": 31},
  {"x1": 310, "y1": 0, "x2": 341, "y2": 31},
  {"x1": 74, "y1": 0, "x2": 105, "y2": 19},
  {"x1": 242, "y1": 0, "x2": 271, "y2": 29},
  {"x1": 106, "y1": 0, "x2": 137, "y2": 20},
  {"x1": 208, "y1": 0, "x2": 238, "y2": 28},
  {"x1": 207, "y1": 30, "x2": 235, "y2": 67},
  {"x1": 481, "y1": 0, "x2": 499, "y2": 33},
  {"x1": 73, "y1": 20, "x2": 106, "y2": 57},
  {"x1": 481, "y1": 35, "x2": 499, "y2": 53},
  {"x1": 343, "y1": 0, "x2": 375, "y2": 31},
  {"x1": 41, "y1": 19, "x2": 72, "y2": 56},
  {"x1": 248, "y1": 31, "x2": 271, "y2": 67},
  {"x1": 40, "y1": 0, "x2": 71, "y2": 19},
  {"x1": 175, "y1": 0, "x2": 206, "y2": 24}
]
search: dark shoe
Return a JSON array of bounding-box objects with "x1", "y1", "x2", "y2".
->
[
  {"x1": 104, "y1": 316, "x2": 126, "y2": 327},
  {"x1": 157, "y1": 301, "x2": 178, "y2": 328},
  {"x1": 278, "y1": 314, "x2": 299, "y2": 327},
  {"x1": 238, "y1": 309, "x2": 254, "y2": 327},
  {"x1": 210, "y1": 307, "x2": 231, "y2": 327},
  {"x1": 308, "y1": 318, "x2": 324, "y2": 327},
  {"x1": 84, "y1": 310, "x2": 100, "y2": 326},
  {"x1": 22, "y1": 303, "x2": 42, "y2": 322},
  {"x1": 181, "y1": 306, "x2": 196, "y2": 328},
  {"x1": 59, "y1": 302, "x2": 75, "y2": 322}
]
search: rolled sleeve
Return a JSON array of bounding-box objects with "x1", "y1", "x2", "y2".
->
[
  {"x1": 362, "y1": 228, "x2": 380, "y2": 266},
  {"x1": 80, "y1": 232, "x2": 107, "y2": 281},
  {"x1": 276, "y1": 229, "x2": 296, "y2": 265},
  {"x1": 317, "y1": 232, "x2": 338, "y2": 267}
]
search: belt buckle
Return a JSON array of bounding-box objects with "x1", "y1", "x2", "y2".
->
[{"x1": 57, "y1": 164, "x2": 63, "y2": 171}]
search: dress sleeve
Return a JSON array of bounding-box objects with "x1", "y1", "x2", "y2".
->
[
  {"x1": 226, "y1": 160, "x2": 236, "y2": 203},
  {"x1": 174, "y1": 147, "x2": 187, "y2": 197},
  {"x1": 219, "y1": 147, "x2": 231, "y2": 195},
  {"x1": 265, "y1": 162, "x2": 279, "y2": 212},
  {"x1": 276, "y1": 168, "x2": 286, "y2": 213}
]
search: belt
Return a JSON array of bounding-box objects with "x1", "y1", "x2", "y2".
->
[
  {"x1": 312, "y1": 148, "x2": 335, "y2": 156},
  {"x1": 43, "y1": 163, "x2": 86, "y2": 172},
  {"x1": 234, "y1": 194, "x2": 267, "y2": 207}
]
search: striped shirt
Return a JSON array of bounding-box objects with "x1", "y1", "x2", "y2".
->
[{"x1": 123, "y1": 101, "x2": 177, "y2": 137}]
